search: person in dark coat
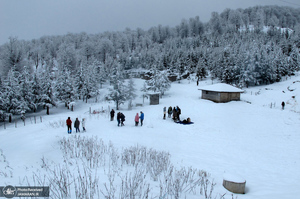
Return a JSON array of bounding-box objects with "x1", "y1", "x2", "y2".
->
[
  {"x1": 172, "y1": 107, "x2": 177, "y2": 121},
  {"x1": 66, "y1": 117, "x2": 72, "y2": 134},
  {"x1": 281, "y1": 101, "x2": 285, "y2": 110},
  {"x1": 117, "y1": 112, "x2": 121, "y2": 126},
  {"x1": 120, "y1": 113, "x2": 125, "y2": 126},
  {"x1": 176, "y1": 106, "x2": 181, "y2": 121},
  {"x1": 74, "y1": 118, "x2": 80, "y2": 133},
  {"x1": 110, "y1": 109, "x2": 115, "y2": 121},
  {"x1": 168, "y1": 106, "x2": 172, "y2": 118}
]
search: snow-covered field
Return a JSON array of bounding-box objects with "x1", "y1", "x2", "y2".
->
[{"x1": 1, "y1": 75, "x2": 300, "y2": 199}]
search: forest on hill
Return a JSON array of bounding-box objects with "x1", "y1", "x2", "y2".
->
[{"x1": 0, "y1": 5, "x2": 300, "y2": 120}]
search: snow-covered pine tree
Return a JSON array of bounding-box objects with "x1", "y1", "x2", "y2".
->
[
  {"x1": 19, "y1": 66, "x2": 36, "y2": 112},
  {"x1": 106, "y1": 63, "x2": 127, "y2": 110},
  {"x1": 39, "y1": 68, "x2": 56, "y2": 114},
  {"x1": 31, "y1": 73, "x2": 41, "y2": 112},
  {"x1": 142, "y1": 68, "x2": 171, "y2": 97},
  {"x1": 81, "y1": 63, "x2": 99, "y2": 103},
  {"x1": 4, "y1": 67, "x2": 29, "y2": 115},
  {"x1": 126, "y1": 78, "x2": 137, "y2": 109},
  {"x1": 55, "y1": 69, "x2": 77, "y2": 107},
  {"x1": 195, "y1": 58, "x2": 207, "y2": 81},
  {"x1": 0, "y1": 77, "x2": 5, "y2": 121}
]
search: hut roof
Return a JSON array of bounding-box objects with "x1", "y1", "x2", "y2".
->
[{"x1": 199, "y1": 83, "x2": 244, "y2": 93}]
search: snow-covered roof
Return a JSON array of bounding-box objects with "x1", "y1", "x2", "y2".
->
[{"x1": 199, "y1": 83, "x2": 244, "y2": 93}]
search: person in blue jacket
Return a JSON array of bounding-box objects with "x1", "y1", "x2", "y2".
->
[{"x1": 139, "y1": 111, "x2": 144, "y2": 126}]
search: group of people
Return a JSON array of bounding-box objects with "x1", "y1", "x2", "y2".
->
[
  {"x1": 110, "y1": 109, "x2": 144, "y2": 127},
  {"x1": 134, "y1": 111, "x2": 144, "y2": 126},
  {"x1": 163, "y1": 106, "x2": 181, "y2": 121},
  {"x1": 66, "y1": 117, "x2": 86, "y2": 134},
  {"x1": 110, "y1": 109, "x2": 126, "y2": 126}
]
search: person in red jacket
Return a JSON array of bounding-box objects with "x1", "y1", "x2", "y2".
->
[{"x1": 66, "y1": 117, "x2": 72, "y2": 134}]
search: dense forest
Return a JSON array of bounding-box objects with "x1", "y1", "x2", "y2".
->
[{"x1": 0, "y1": 5, "x2": 300, "y2": 120}]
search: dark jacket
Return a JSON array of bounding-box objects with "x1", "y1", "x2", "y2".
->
[{"x1": 74, "y1": 119, "x2": 80, "y2": 128}]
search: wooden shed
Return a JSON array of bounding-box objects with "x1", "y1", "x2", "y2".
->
[
  {"x1": 148, "y1": 92, "x2": 160, "y2": 105},
  {"x1": 199, "y1": 83, "x2": 244, "y2": 103}
]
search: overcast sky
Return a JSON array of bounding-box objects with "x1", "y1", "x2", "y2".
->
[{"x1": 0, "y1": 0, "x2": 300, "y2": 45}]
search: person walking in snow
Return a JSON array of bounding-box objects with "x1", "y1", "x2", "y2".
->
[
  {"x1": 120, "y1": 113, "x2": 125, "y2": 126},
  {"x1": 74, "y1": 118, "x2": 80, "y2": 133},
  {"x1": 135, "y1": 113, "x2": 139, "y2": 126},
  {"x1": 168, "y1": 106, "x2": 172, "y2": 118},
  {"x1": 140, "y1": 111, "x2": 144, "y2": 126},
  {"x1": 110, "y1": 109, "x2": 115, "y2": 121},
  {"x1": 66, "y1": 117, "x2": 72, "y2": 134},
  {"x1": 82, "y1": 118, "x2": 86, "y2": 132},
  {"x1": 163, "y1": 107, "x2": 166, "y2": 120},
  {"x1": 117, "y1": 112, "x2": 121, "y2": 126}
]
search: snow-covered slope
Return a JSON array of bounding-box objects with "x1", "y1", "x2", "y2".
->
[{"x1": 0, "y1": 75, "x2": 299, "y2": 199}]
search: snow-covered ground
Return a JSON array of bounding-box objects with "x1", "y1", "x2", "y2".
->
[{"x1": 1, "y1": 75, "x2": 300, "y2": 199}]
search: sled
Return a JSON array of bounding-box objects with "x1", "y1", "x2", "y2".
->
[{"x1": 175, "y1": 121, "x2": 194, "y2": 125}]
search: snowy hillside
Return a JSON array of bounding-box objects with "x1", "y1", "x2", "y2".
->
[{"x1": 0, "y1": 75, "x2": 300, "y2": 199}]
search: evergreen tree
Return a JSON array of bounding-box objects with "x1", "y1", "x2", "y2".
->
[
  {"x1": 4, "y1": 67, "x2": 29, "y2": 115},
  {"x1": 55, "y1": 69, "x2": 77, "y2": 106},
  {"x1": 106, "y1": 63, "x2": 127, "y2": 110},
  {"x1": 142, "y1": 69, "x2": 171, "y2": 97},
  {"x1": 39, "y1": 68, "x2": 56, "y2": 114},
  {"x1": 0, "y1": 77, "x2": 6, "y2": 121},
  {"x1": 126, "y1": 78, "x2": 137, "y2": 109}
]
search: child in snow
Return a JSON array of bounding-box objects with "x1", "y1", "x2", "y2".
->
[
  {"x1": 135, "y1": 113, "x2": 139, "y2": 126},
  {"x1": 82, "y1": 118, "x2": 86, "y2": 132}
]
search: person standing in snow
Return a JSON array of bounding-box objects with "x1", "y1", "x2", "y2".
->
[
  {"x1": 82, "y1": 118, "x2": 86, "y2": 132},
  {"x1": 172, "y1": 107, "x2": 177, "y2": 121},
  {"x1": 66, "y1": 117, "x2": 72, "y2": 134},
  {"x1": 168, "y1": 106, "x2": 172, "y2": 118},
  {"x1": 120, "y1": 113, "x2": 125, "y2": 126},
  {"x1": 139, "y1": 111, "x2": 144, "y2": 126},
  {"x1": 163, "y1": 107, "x2": 166, "y2": 119},
  {"x1": 117, "y1": 112, "x2": 121, "y2": 126},
  {"x1": 74, "y1": 118, "x2": 80, "y2": 133},
  {"x1": 110, "y1": 109, "x2": 115, "y2": 121},
  {"x1": 135, "y1": 113, "x2": 139, "y2": 126},
  {"x1": 281, "y1": 101, "x2": 285, "y2": 110},
  {"x1": 177, "y1": 106, "x2": 181, "y2": 121}
]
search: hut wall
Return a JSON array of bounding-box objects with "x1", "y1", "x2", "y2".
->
[
  {"x1": 202, "y1": 91, "x2": 221, "y2": 102},
  {"x1": 149, "y1": 94, "x2": 159, "y2": 105},
  {"x1": 202, "y1": 91, "x2": 241, "y2": 103},
  {"x1": 219, "y1": 92, "x2": 241, "y2": 102}
]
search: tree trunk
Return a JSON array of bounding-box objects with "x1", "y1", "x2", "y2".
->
[{"x1": 46, "y1": 106, "x2": 50, "y2": 115}]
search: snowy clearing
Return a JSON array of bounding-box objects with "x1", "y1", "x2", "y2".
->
[{"x1": 1, "y1": 76, "x2": 300, "y2": 199}]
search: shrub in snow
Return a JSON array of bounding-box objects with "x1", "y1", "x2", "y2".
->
[{"x1": 20, "y1": 135, "x2": 221, "y2": 199}]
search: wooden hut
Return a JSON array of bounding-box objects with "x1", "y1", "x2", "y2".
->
[
  {"x1": 199, "y1": 83, "x2": 244, "y2": 103},
  {"x1": 148, "y1": 92, "x2": 160, "y2": 105}
]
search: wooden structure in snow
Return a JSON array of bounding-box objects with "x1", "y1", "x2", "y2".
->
[
  {"x1": 199, "y1": 83, "x2": 244, "y2": 103},
  {"x1": 148, "y1": 93, "x2": 160, "y2": 105},
  {"x1": 223, "y1": 173, "x2": 246, "y2": 194}
]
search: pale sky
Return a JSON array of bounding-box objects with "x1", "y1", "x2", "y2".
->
[{"x1": 0, "y1": 0, "x2": 300, "y2": 45}]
